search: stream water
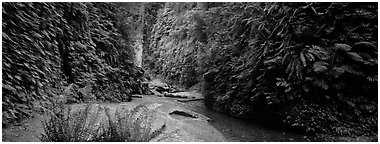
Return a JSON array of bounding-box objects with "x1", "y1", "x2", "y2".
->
[{"x1": 180, "y1": 99, "x2": 324, "y2": 142}]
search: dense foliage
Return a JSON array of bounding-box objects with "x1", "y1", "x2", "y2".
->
[
  {"x1": 2, "y1": 2, "x2": 147, "y2": 126},
  {"x1": 144, "y1": 2, "x2": 377, "y2": 136}
]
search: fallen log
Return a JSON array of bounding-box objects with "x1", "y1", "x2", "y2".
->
[
  {"x1": 131, "y1": 95, "x2": 143, "y2": 98},
  {"x1": 163, "y1": 93, "x2": 188, "y2": 98},
  {"x1": 169, "y1": 110, "x2": 198, "y2": 118},
  {"x1": 177, "y1": 98, "x2": 204, "y2": 102}
]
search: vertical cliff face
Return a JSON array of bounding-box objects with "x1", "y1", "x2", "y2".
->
[{"x1": 144, "y1": 2, "x2": 210, "y2": 87}]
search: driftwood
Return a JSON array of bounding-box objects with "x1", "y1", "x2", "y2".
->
[
  {"x1": 177, "y1": 98, "x2": 204, "y2": 102},
  {"x1": 169, "y1": 110, "x2": 198, "y2": 118},
  {"x1": 163, "y1": 93, "x2": 188, "y2": 98},
  {"x1": 131, "y1": 95, "x2": 143, "y2": 98}
]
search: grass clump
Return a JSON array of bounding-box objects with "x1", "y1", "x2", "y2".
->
[{"x1": 39, "y1": 103, "x2": 166, "y2": 142}]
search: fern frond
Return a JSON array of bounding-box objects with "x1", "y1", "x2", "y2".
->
[
  {"x1": 334, "y1": 43, "x2": 352, "y2": 52},
  {"x1": 340, "y1": 65, "x2": 366, "y2": 77},
  {"x1": 288, "y1": 59, "x2": 297, "y2": 79},
  {"x1": 300, "y1": 52, "x2": 307, "y2": 67}
]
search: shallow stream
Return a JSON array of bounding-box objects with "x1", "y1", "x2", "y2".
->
[{"x1": 176, "y1": 95, "x2": 323, "y2": 142}]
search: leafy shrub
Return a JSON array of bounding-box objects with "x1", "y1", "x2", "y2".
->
[{"x1": 40, "y1": 103, "x2": 166, "y2": 142}]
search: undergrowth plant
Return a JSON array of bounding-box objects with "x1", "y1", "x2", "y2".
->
[
  {"x1": 104, "y1": 105, "x2": 167, "y2": 142},
  {"x1": 39, "y1": 103, "x2": 105, "y2": 142},
  {"x1": 39, "y1": 103, "x2": 166, "y2": 142}
]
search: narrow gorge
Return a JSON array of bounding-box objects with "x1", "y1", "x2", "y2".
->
[{"x1": 2, "y1": 2, "x2": 378, "y2": 142}]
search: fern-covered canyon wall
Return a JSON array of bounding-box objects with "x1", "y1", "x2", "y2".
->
[
  {"x1": 145, "y1": 2, "x2": 208, "y2": 87},
  {"x1": 144, "y1": 2, "x2": 378, "y2": 136},
  {"x1": 2, "y1": 2, "x2": 149, "y2": 126}
]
